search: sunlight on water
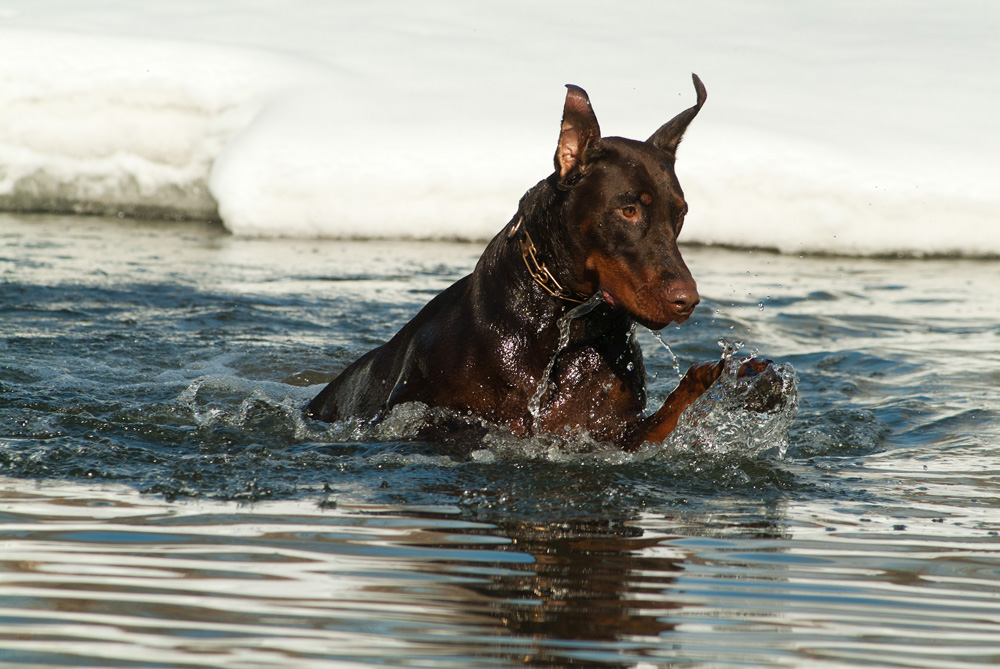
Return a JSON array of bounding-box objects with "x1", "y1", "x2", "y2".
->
[{"x1": 1, "y1": 481, "x2": 998, "y2": 668}]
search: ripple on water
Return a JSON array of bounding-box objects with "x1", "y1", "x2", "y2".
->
[
  {"x1": 3, "y1": 219, "x2": 1000, "y2": 666},
  {"x1": 0, "y1": 485, "x2": 998, "y2": 668}
]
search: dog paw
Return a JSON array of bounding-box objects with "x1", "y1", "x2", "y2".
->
[
  {"x1": 735, "y1": 359, "x2": 787, "y2": 412},
  {"x1": 736, "y1": 357, "x2": 773, "y2": 378}
]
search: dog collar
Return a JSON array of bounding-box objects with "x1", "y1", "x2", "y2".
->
[{"x1": 509, "y1": 217, "x2": 589, "y2": 304}]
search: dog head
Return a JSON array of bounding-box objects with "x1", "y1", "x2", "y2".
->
[{"x1": 554, "y1": 76, "x2": 706, "y2": 330}]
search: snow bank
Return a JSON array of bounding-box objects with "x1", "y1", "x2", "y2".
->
[
  {"x1": 0, "y1": 28, "x2": 313, "y2": 220},
  {"x1": 0, "y1": 1, "x2": 997, "y2": 256}
]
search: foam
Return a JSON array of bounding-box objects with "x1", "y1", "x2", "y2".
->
[{"x1": 1, "y1": 1, "x2": 997, "y2": 256}]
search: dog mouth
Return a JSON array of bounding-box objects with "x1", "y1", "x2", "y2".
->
[
  {"x1": 600, "y1": 287, "x2": 695, "y2": 330},
  {"x1": 600, "y1": 288, "x2": 622, "y2": 313}
]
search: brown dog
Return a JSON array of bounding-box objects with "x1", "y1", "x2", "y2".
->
[{"x1": 307, "y1": 76, "x2": 773, "y2": 449}]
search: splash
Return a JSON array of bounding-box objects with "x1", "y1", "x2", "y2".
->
[
  {"x1": 662, "y1": 339, "x2": 799, "y2": 459},
  {"x1": 651, "y1": 330, "x2": 683, "y2": 381},
  {"x1": 307, "y1": 326, "x2": 795, "y2": 465}
]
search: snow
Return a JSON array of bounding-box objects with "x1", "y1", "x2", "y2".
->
[{"x1": 0, "y1": 0, "x2": 997, "y2": 256}]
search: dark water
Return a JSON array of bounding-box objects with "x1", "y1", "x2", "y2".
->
[{"x1": 1, "y1": 213, "x2": 999, "y2": 667}]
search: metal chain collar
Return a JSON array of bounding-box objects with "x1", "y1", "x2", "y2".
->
[{"x1": 508, "y1": 217, "x2": 588, "y2": 304}]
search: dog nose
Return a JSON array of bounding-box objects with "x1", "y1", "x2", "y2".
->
[{"x1": 667, "y1": 283, "x2": 700, "y2": 315}]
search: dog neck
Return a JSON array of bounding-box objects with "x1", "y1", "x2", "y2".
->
[
  {"x1": 468, "y1": 182, "x2": 630, "y2": 356},
  {"x1": 498, "y1": 177, "x2": 594, "y2": 305},
  {"x1": 507, "y1": 217, "x2": 589, "y2": 305}
]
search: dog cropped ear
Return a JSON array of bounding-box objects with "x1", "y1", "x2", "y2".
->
[
  {"x1": 555, "y1": 85, "x2": 601, "y2": 178},
  {"x1": 648, "y1": 73, "x2": 707, "y2": 154}
]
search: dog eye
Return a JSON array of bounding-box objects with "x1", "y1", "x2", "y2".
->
[{"x1": 620, "y1": 205, "x2": 640, "y2": 221}]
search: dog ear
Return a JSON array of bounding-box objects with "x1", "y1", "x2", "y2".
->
[
  {"x1": 555, "y1": 85, "x2": 601, "y2": 178},
  {"x1": 648, "y1": 74, "x2": 707, "y2": 154}
]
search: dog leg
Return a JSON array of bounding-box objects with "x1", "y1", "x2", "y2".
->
[{"x1": 623, "y1": 358, "x2": 776, "y2": 450}]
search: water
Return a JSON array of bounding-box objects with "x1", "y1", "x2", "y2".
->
[
  {"x1": 2, "y1": 213, "x2": 1000, "y2": 667},
  {"x1": 650, "y1": 330, "x2": 683, "y2": 381}
]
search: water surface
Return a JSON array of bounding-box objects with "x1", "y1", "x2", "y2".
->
[{"x1": 1, "y1": 214, "x2": 999, "y2": 667}]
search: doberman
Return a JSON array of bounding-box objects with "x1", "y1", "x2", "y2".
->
[{"x1": 306, "y1": 75, "x2": 775, "y2": 450}]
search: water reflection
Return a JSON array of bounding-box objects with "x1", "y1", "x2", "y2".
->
[
  {"x1": 2, "y1": 475, "x2": 1000, "y2": 667},
  {"x1": 0, "y1": 483, "x2": 791, "y2": 667},
  {"x1": 479, "y1": 519, "x2": 682, "y2": 665},
  {"x1": 435, "y1": 504, "x2": 787, "y2": 666}
]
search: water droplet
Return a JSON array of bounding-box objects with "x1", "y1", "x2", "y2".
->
[{"x1": 651, "y1": 330, "x2": 682, "y2": 380}]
